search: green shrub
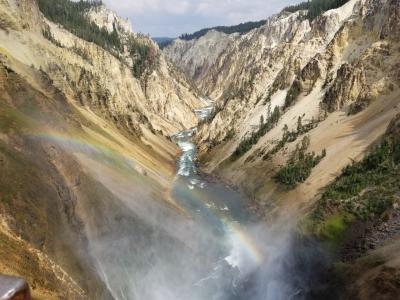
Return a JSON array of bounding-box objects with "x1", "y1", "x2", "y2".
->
[
  {"x1": 313, "y1": 138, "x2": 400, "y2": 222},
  {"x1": 275, "y1": 136, "x2": 326, "y2": 187},
  {"x1": 284, "y1": 79, "x2": 302, "y2": 109},
  {"x1": 128, "y1": 38, "x2": 158, "y2": 79},
  {"x1": 263, "y1": 117, "x2": 319, "y2": 160},
  {"x1": 232, "y1": 106, "x2": 281, "y2": 158},
  {"x1": 319, "y1": 215, "x2": 348, "y2": 247},
  {"x1": 42, "y1": 27, "x2": 63, "y2": 47}
]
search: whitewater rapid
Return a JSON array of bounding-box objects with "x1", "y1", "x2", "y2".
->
[
  {"x1": 171, "y1": 99, "x2": 263, "y2": 287},
  {"x1": 91, "y1": 97, "x2": 328, "y2": 300}
]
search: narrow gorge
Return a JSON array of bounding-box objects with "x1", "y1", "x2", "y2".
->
[{"x1": 0, "y1": 0, "x2": 399, "y2": 299}]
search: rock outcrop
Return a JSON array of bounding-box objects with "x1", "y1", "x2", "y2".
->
[
  {"x1": 323, "y1": 62, "x2": 368, "y2": 112},
  {"x1": 1, "y1": 0, "x2": 400, "y2": 298},
  {"x1": 2, "y1": 0, "x2": 203, "y2": 136},
  {"x1": 0, "y1": 0, "x2": 203, "y2": 298},
  {"x1": 163, "y1": 0, "x2": 400, "y2": 209},
  {"x1": 164, "y1": 2, "x2": 400, "y2": 296},
  {"x1": 86, "y1": 5, "x2": 134, "y2": 35},
  {"x1": 163, "y1": 30, "x2": 236, "y2": 85}
]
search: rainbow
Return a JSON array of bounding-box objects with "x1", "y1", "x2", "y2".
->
[
  {"x1": 31, "y1": 129, "x2": 265, "y2": 267},
  {"x1": 224, "y1": 220, "x2": 265, "y2": 266},
  {"x1": 32, "y1": 130, "x2": 119, "y2": 156},
  {"x1": 168, "y1": 177, "x2": 266, "y2": 267},
  {"x1": 30, "y1": 129, "x2": 154, "y2": 176}
]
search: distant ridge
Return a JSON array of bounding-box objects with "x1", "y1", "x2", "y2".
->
[
  {"x1": 178, "y1": 19, "x2": 266, "y2": 41},
  {"x1": 153, "y1": 37, "x2": 175, "y2": 49}
]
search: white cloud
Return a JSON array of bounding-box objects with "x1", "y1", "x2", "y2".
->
[{"x1": 101, "y1": 0, "x2": 300, "y2": 36}]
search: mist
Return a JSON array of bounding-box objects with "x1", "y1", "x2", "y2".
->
[
  {"x1": 42, "y1": 103, "x2": 335, "y2": 300},
  {"x1": 58, "y1": 127, "x2": 334, "y2": 300}
]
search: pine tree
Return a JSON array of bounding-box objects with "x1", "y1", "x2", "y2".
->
[
  {"x1": 37, "y1": 0, "x2": 156, "y2": 79},
  {"x1": 282, "y1": 0, "x2": 350, "y2": 21},
  {"x1": 283, "y1": 124, "x2": 289, "y2": 137},
  {"x1": 297, "y1": 116, "x2": 303, "y2": 132},
  {"x1": 267, "y1": 103, "x2": 272, "y2": 118}
]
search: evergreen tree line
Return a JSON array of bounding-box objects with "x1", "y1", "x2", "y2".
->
[
  {"x1": 322, "y1": 139, "x2": 400, "y2": 220},
  {"x1": 314, "y1": 137, "x2": 400, "y2": 221},
  {"x1": 37, "y1": 0, "x2": 155, "y2": 78},
  {"x1": 275, "y1": 135, "x2": 326, "y2": 187},
  {"x1": 284, "y1": 80, "x2": 302, "y2": 109},
  {"x1": 42, "y1": 26, "x2": 63, "y2": 48},
  {"x1": 232, "y1": 106, "x2": 321, "y2": 161},
  {"x1": 37, "y1": 0, "x2": 123, "y2": 51},
  {"x1": 232, "y1": 106, "x2": 281, "y2": 159},
  {"x1": 179, "y1": 20, "x2": 267, "y2": 41},
  {"x1": 166, "y1": 0, "x2": 350, "y2": 42},
  {"x1": 283, "y1": 0, "x2": 350, "y2": 21},
  {"x1": 263, "y1": 116, "x2": 319, "y2": 160},
  {"x1": 128, "y1": 38, "x2": 158, "y2": 79}
]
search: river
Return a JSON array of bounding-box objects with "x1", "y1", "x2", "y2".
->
[
  {"x1": 90, "y1": 99, "x2": 331, "y2": 300},
  {"x1": 170, "y1": 100, "x2": 261, "y2": 299}
]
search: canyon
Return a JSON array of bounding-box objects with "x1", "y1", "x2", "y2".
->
[
  {"x1": 165, "y1": 0, "x2": 400, "y2": 211},
  {"x1": 0, "y1": 0, "x2": 399, "y2": 299}
]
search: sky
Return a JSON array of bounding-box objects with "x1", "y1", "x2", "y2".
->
[{"x1": 101, "y1": 0, "x2": 301, "y2": 37}]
